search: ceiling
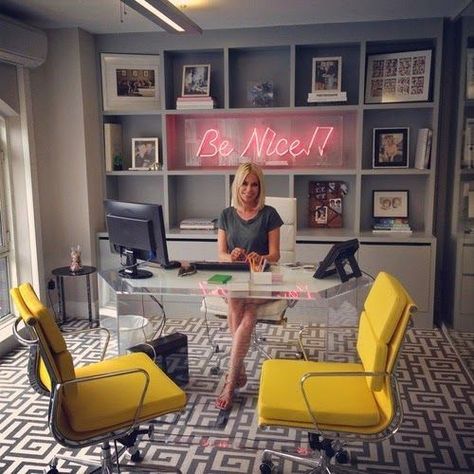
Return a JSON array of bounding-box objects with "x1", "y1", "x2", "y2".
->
[{"x1": 0, "y1": 0, "x2": 473, "y2": 35}]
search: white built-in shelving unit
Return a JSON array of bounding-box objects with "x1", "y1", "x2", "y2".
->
[{"x1": 96, "y1": 19, "x2": 444, "y2": 327}]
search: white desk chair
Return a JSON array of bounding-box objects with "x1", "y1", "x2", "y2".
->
[{"x1": 201, "y1": 197, "x2": 297, "y2": 360}]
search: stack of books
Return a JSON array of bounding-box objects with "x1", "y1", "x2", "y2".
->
[
  {"x1": 179, "y1": 218, "x2": 217, "y2": 230},
  {"x1": 176, "y1": 96, "x2": 216, "y2": 110},
  {"x1": 307, "y1": 91, "x2": 347, "y2": 103},
  {"x1": 372, "y1": 218, "x2": 412, "y2": 234}
]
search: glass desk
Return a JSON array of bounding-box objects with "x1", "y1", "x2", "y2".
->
[{"x1": 98, "y1": 265, "x2": 372, "y2": 460}]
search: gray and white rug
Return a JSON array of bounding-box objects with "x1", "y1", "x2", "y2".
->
[{"x1": 0, "y1": 317, "x2": 473, "y2": 473}]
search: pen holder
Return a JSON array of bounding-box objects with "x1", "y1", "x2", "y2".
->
[{"x1": 251, "y1": 271, "x2": 272, "y2": 285}]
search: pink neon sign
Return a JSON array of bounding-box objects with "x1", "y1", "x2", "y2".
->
[
  {"x1": 196, "y1": 126, "x2": 334, "y2": 161},
  {"x1": 181, "y1": 114, "x2": 344, "y2": 168}
]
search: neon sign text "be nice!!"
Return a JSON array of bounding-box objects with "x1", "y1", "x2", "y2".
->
[{"x1": 196, "y1": 126, "x2": 334, "y2": 160}]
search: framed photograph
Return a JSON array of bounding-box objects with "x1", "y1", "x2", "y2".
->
[
  {"x1": 373, "y1": 190, "x2": 409, "y2": 218},
  {"x1": 131, "y1": 138, "x2": 159, "y2": 170},
  {"x1": 312, "y1": 56, "x2": 342, "y2": 93},
  {"x1": 182, "y1": 64, "x2": 211, "y2": 96},
  {"x1": 101, "y1": 53, "x2": 160, "y2": 112},
  {"x1": 466, "y1": 49, "x2": 474, "y2": 99},
  {"x1": 247, "y1": 80, "x2": 274, "y2": 107},
  {"x1": 365, "y1": 49, "x2": 431, "y2": 103},
  {"x1": 373, "y1": 127, "x2": 409, "y2": 168}
]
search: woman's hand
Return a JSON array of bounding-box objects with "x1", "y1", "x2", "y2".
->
[{"x1": 230, "y1": 247, "x2": 247, "y2": 262}]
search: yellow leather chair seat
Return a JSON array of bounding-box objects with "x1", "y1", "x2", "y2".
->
[
  {"x1": 258, "y1": 359, "x2": 380, "y2": 427},
  {"x1": 69, "y1": 352, "x2": 186, "y2": 433}
]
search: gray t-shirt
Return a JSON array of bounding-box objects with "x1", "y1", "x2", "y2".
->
[{"x1": 217, "y1": 205, "x2": 283, "y2": 255}]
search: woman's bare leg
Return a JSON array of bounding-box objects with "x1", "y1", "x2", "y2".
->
[{"x1": 216, "y1": 303, "x2": 257, "y2": 410}]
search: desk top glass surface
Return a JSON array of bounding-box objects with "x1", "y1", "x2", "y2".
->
[{"x1": 98, "y1": 264, "x2": 371, "y2": 301}]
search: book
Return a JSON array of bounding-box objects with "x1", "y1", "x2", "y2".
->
[
  {"x1": 208, "y1": 274, "x2": 232, "y2": 284},
  {"x1": 414, "y1": 128, "x2": 431, "y2": 170},
  {"x1": 424, "y1": 129, "x2": 433, "y2": 169},
  {"x1": 104, "y1": 123, "x2": 122, "y2": 172},
  {"x1": 179, "y1": 218, "x2": 217, "y2": 230},
  {"x1": 372, "y1": 229, "x2": 413, "y2": 234},
  {"x1": 176, "y1": 96, "x2": 216, "y2": 110}
]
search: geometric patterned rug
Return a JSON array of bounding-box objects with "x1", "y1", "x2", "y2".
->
[{"x1": 0, "y1": 317, "x2": 473, "y2": 474}]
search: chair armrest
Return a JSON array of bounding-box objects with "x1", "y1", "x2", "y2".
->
[
  {"x1": 50, "y1": 367, "x2": 150, "y2": 444},
  {"x1": 297, "y1": 325, "x2": 358, "y2": 361},
  {"x1": 62, "y1": 327, "x2": 110, "y2": 360},
  {"x1": 13, "y1": 317, "x2": 38, "y2": 346},
  {"x1": 299, "y1": 370, "x2": 402, "y2": 436}
]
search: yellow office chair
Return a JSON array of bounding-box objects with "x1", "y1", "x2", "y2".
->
[
  {"x1": 11, "y1": 283, "x2": 187, "y2": 474},
  {"x1": 201, "y1": 196, "x2": 297, "y2": 362},
  {"x1": 257, "y1": 271, "x2": 417, "y2": 473}
]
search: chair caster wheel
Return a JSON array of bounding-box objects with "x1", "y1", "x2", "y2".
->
[
  {"x1": 210, "y1": 366, "x2": 220, "y2": 375},
  {"x1": 296, "y1": 351, "x2": 305, "y2": 359},
  {"x1": 260, "y1": 461, "x2": 273, "y2": 473},
  {"x1": 45, "y1": 468, "x2": 59, "y2": 474},
  {"x1": 335, "y1": 449, "x2": 349, "y2": 464},
  {"x1": 130, "y1": 450, "x2": 141, "y2": 462}
]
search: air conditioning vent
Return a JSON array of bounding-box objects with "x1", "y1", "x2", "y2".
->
[{"x1": 0, "y1": 14, "x2": 47, "y2": 68}]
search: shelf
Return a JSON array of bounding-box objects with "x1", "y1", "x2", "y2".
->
[
  {"x1": 361, "y1": 169, "x2": 431, "y2": 175},
  {"x1": 106, "y1": 171, "x2": 164, "y2": 176},
  {"x1": 167, "y1": 228, "x2": 218, "y2": 240},
  {"x1": 102, "y1": 110, "x2": 163, "y2": 116},
  {"x1": 358, "y1": 231, "x2": 435, "y2": 243},
  {"x1": 461, "y1": 169, "x2": 474, "y2": 176},
  {"x1": 363, "y1": 102, "x2": 434, "y2": 110}
]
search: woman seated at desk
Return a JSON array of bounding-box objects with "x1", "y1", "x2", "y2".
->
[{"x1": 216, "y1": 162, "x2": 283, "y2": 410}]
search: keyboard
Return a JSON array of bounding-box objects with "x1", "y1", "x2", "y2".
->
[
  {"x1": 190, "y1": 261, "x2": 271, "y2": 272},
  {"x1": 191, "y1": 261, "x2": 250, "y2": 272}
]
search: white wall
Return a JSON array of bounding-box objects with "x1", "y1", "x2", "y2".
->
[{"x1": 30, "y1": 28, "x2": 103, "y2": 311}]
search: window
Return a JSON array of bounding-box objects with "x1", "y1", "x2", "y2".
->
[{"x1": 0, "y1": 118, "x2": 11, "y2": 321}]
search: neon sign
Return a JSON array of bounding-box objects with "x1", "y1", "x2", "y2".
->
[
  {"x1": 196, "y1": 126, "x2": 334, "y2": 161},
  {"x1": 181, "y1": 114, "x2": 344, "y2": 168}
]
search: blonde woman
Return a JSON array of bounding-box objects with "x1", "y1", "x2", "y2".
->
[{"x1": 216, "y1": 162, "x2": 283, "y2": 410}]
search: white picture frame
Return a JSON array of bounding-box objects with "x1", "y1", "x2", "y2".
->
[
  {"x1": 365, "y1": 50, "x2": 432, "y2": 104},
  {"x1": 131, "y1": 138, "x2": 159, "y2": 170},
  {"x1": 373, "y1": 190, "x2": 409, "y2": 218},
  {"x1": 466, "y1": 49, "x2": 474, "y2": 99},
  {"x1": 101, "y1": 53, "x2": 160, "y2": 112},
  {"x1": 182, "y1": 64, "x2": 211, "y2": 96},
  {"x1": 312, "y1": 56, "x2": 342, "y2": 94}
]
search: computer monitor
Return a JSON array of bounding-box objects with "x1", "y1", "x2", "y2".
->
[
  {"x1": 313, "y1": 238, "x2": 362, "y2": 282},
  {"x1": 104, "y1": 199, "x2": 180, "y2": 279}
]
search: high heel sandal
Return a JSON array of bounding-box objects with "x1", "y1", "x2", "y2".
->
[{"x1": 215, "y1": 377, "x2": 235, "y2": 411}]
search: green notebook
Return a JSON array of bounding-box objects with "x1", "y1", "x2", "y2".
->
[{"x1": 208, "y1": 274, "x2": 232, "y2": 284}]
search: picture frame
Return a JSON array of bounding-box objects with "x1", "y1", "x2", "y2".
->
[
  {"x1": 182, "y1": 64, "x2": 211, "y2": 96},
  {"x1": 365, "y1": 49, "x2": 432, "y2": 104},
  {"x1": 372, "y1": 190, "x2": 409, "y2": 218},
  {"x1": 466, "y1": 49, "x2": 474, "y2": 99},
  {"x1": 101, "y1": 53, "x2": 160, "y2": 112},
  {"x1": 372, "y1": 127, "x2": 409, "y2": 168},
  {"x1": 312, "y1": 56, "x2": 342, "y2": 94},
  {"x1": 131, "y1": 138, "x2": 159, "y2": 170}
]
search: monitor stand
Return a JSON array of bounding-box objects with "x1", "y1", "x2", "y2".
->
[
  {"x1": 119, "y1": 267, "x2": 153, "y2": 279},
  {"x1": 162, "y1": 260, "x2": 181, "y2": 270},
  {"x1": 119, "y1": 250, "x2": 153, "y2": 279}
]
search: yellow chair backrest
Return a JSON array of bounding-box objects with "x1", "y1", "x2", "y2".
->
[
  {"x1": 355, "y1": 272, "x2": 416, "y2": 427},
  {"x1": 10, "y1": 283, "x2": 75, "y2": 387},
  {"x1": 356, "y1": 272, "x2": 416, "y2": 391}
]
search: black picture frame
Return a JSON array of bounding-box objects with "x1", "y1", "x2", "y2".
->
[{"x1": 373, "y1": 127, "x2": 409, "y2": 168}]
